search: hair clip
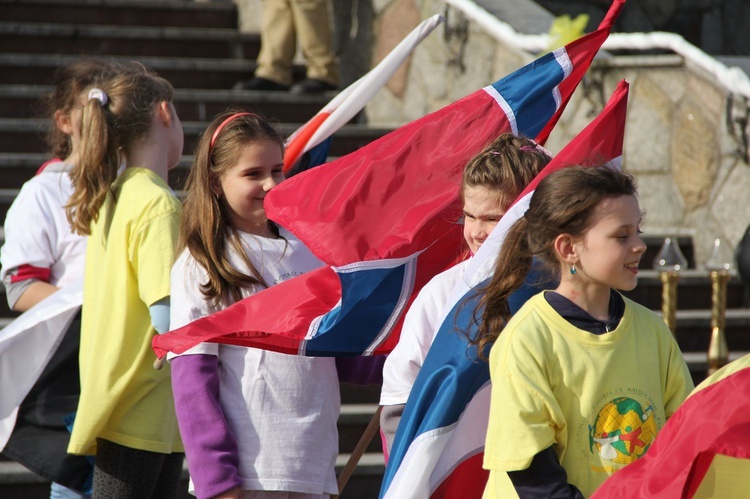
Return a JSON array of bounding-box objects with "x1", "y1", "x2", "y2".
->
[
  {"x1": 87, "y1": 88, "x2": 108, "y2": 106},
  {"x1": 520, "y1": 142, "x2": 553, "y2": 158}
]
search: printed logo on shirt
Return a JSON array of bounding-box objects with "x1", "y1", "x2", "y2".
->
[
  {"x1": 587, "y1": 396, "x2": 657, "y2": 465},
  {"x1": 273, "y1": 270, "x2": 303, "y2": 285}
]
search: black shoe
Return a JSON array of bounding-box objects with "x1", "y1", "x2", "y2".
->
[
  {"x1": 290, "y1": 78, "x2": 338, "y2": 94},
  {"x1": 233, "y1": 77, "x2": 289, "y2": 91}
]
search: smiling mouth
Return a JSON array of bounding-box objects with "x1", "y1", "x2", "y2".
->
[{"x1": 624, "y1": 262, "x2": 640, "y2": 272}]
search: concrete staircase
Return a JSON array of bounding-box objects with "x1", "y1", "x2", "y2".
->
[{"x1": 0, "y1": 0, "x2": 384, "y2": 497}]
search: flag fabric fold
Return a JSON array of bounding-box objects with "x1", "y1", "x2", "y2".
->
[
  {"x1": 152, "y1": 0, "x2": 626, "y2": 360},
  {"x1": 381, "y1": 79, "x2": 630, "y2": 499},
  {"x1": 283, "y1": 14, "x2": 444, "y2": 174}
]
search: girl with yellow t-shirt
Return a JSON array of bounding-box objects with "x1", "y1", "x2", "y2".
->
[
  {"x1": 471, "y1": 166, "x2": 693, "y2": 498},
  {"x1": 64, "y1": 61, "x2": 185, "y2": 498}
]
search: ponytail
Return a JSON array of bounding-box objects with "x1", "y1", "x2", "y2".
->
[
  {"x1": 67, "y1": 94, "x2": 120, "y2": 235},
  {"x1": 64, "y1": 62, "x2": 174, "y2": 235},
  {"x1": 466, "y1": 217, "x2": 533, "y2": 358}
]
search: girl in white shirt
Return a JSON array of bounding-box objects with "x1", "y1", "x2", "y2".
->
[
  {"x1": 379, "y1": 134, "x2": 551, "y2": 454},
  {"x1": 169, "y1": 111, "x2": 340, "y2": 499},
  {"x1": 0, "y1": 59, "x2": 115, "y2": 499}
]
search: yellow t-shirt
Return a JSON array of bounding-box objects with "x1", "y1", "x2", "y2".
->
[
  {"x1": 68, "y1": 167, "x2": 183, "y2": 455},
  {"x1": 483, "y1": 292, "x2": 693, "y2": 497}
]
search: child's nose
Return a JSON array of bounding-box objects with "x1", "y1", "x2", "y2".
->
[
  {"x1": 472, "y1": 223, "x2": 488, "y2": 240},
  {"x1": 634, "y1": 235, "x2": 647, "y2": 253},
  {"x1": 263, "y1": 175, "x2": 279, "y2": 191}
]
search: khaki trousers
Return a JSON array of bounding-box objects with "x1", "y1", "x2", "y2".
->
[{"x1": 255, "y1": 0, "x2": 339, "y2": 86}]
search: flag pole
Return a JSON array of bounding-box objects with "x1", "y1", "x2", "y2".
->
[{"x1": 335, "y1": 405, "x2": 383, "y2": 498}]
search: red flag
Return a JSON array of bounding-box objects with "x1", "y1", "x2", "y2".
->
[{"x1": 153, "y1": 0, "x2": 626, "y2": 359}]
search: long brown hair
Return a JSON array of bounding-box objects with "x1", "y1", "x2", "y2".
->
[
  {"x1": 180, "y1": 110, "x2": 285, "y2": 309},
  {"x1": 470, "y1": 166, "x2": 638, "y2": 357},
  {"x1": 65, "y1": 61, "x2": 174, "y2": 235}
]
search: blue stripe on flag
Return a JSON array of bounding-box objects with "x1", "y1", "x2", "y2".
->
[
  {"x1": 490, "y1": 51, "x2": 567, "y2": 138},
  {"x1": 304, "y1": 264, "x2": 409, "y2": 355},
  {"x1": 288, "y1": 137, "x2": 333, "y2": 177}
]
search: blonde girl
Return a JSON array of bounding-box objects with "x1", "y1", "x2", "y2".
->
[
  {"x1": 169, "y1": 111, "x2": 340, "y2": 499},
  {"x1": 65, "y1": 61, "x2": 185, "y2": 498}
]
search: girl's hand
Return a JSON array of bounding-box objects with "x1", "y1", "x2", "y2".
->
[{"x1": 213, "y1": 487, "x2": 242, "y2": 499}]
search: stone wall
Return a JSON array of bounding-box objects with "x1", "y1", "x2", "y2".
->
[{"x1": 364, "y1": 0, "x2": 750, "y2": 269}]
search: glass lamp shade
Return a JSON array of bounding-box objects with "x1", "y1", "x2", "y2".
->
[
  {"x1": 652, "y1": 237, "x2": 688, "y2": 272},
  {"x1": 706, "y1": 237, "x2": 737, "y2": 274}
]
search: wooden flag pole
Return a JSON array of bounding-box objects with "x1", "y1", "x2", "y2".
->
[{"x1": 335, "y1": 405, "x2": 383, "y2": 498}]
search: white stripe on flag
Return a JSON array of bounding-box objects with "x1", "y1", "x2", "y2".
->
[
  {"x1": 551, "y1": 47, "x2": 573, "y2": 110},
  {"x1": 383, "y1": 382, "x2": 492, "y2": 498},
  {"x1": 429, "y1": 382, "x2": 491, "y2": 491},
  {"x1": 483, "y1": 85, "x2": 518, "y2": 136}
]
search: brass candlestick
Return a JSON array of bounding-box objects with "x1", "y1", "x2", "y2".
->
[
  {"x1": 653, "y1": 237, "x2": 688, "y2": 336},
  {"x1": 707, "y1": 269, "x2": 729, "y2": 375},
  {"x1": 659, "y1": 270, "x2": 680, "y2": 334},
  {"x1": 705, "y1": 238, "x2": 735, "y2": 375}
]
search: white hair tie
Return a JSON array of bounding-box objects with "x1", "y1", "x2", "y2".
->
[{"x1": 87, "y1": 88, "x2": 108, "y2": 106}]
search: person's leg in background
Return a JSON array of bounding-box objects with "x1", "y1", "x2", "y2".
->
[
  {"x1": 289, "y1": 0, "x2": 339, "y2": 93},
  {"x1": 237, "y1": 0, "x2": 296, "y2": 90}
]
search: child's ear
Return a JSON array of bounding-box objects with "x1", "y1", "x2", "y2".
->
[
  {"x1": 554, "y1": 233, "x2": 578, "y2": 264},
  {"x1": 157, "y1": 101, "x2": 172, "y2": 126},
  {"x1": 55, "y1": 110, "x2": 74, "y2": 135},
  {"x1": 209, "y1": 174, "x2": 222, "y2": 197}
]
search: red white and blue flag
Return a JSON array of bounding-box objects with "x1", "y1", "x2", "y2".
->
[
  {"x1": 380, "y1": 79, "x2": 629, "y2": 498},
  {"x1": 152, "y1": 0, "x2": 626, "y2": 360},
  {"x1": 283, "y1": 14, "x2": 444, "y2": 174}
]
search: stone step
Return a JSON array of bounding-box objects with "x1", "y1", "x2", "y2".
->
[
  {"x1": 0, "y1": 118, "x2": 390, "y2": 185},
  {"x1": 0, "y1": 0, "x2": 238, "y2": 30},
  {"x1": 0, "y1": 53, "x2": 306, "y2": 90},
  {"x1": 0, "y1": 22, "x2": 260, "y2": 60},
  {"x1": 0, "y1": 84, "x2": 333, "y2": 123},
  {"x1": 0, "y1": 151, "x2": 349, "y2": 212}
]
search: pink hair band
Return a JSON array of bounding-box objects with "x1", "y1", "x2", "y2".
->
[{"x1": 210, "y1": 112, "x2": 256, "y2": 151}]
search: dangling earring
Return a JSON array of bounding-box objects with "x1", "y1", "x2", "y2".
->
[{"x1": 570, "y1": 263, "x2": 577, "y2": 275}]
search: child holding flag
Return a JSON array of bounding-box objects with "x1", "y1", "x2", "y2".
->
[
  {"x1": 168, "y1": 111, "x2": 342, "y2": 499},
  {"x1": 379, "y1": 133, "x2": 551, "y2": 454},
  {"x1": 65, "y1": 61, "x2": 185, "y2": 497},
  {"x1": 476, "y1": 166, "x2": 693, "y2": 497}
]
